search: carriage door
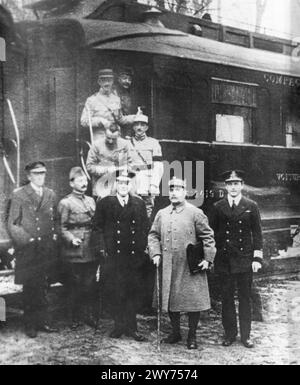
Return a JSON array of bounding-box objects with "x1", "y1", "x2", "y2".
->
[{"x1": 48, "y1": 67, "x2": 77, "y2": 196}]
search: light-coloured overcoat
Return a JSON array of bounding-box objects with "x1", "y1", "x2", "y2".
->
[{"x1": 148, "y1": 201, "x2": 216, "y2": 312}]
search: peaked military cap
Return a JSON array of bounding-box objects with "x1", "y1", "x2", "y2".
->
[
  {"x1": 116, "y1": 169, "x2": 136, "y2": 182},
  {"x1": 222, "y1": 170, "x2": 245, "y2": 183},
  {"x1": 25, "y1": 161, "x2": 47, "y2": 173},
  {"x1": 117, "y1": 66, "x2": 134, "y2": 77}
]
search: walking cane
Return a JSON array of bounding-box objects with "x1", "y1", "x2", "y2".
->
[{"x1": 156, "y1": 264, "x2": 161, "y2": 352}]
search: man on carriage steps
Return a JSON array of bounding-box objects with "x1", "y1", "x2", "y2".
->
[
  {"x1": 7, "y1": 162, "x2": 59, "y2": 338},
  {"x1": 210, "y1": 170, "x2": 263, "y2": 349},
  {"x1": 148, "y1": 177, "x2": 216, "y2": 350},
  {"x1": 81, "y1": 68, "x2": 135, "y2": 141}
]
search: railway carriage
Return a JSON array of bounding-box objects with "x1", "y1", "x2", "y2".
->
[{"x1": 1, "y1": 1, "x2": 300, "y2": 280}]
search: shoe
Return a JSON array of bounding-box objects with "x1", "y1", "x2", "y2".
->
[
  {"x1": 125, "y1": 330, "x2": 148, "y2": 342},
  {"x1": 39, "y1": 324, "x2": 58, "y2": 333},
  {"x1": 84, "y1": 315, "x2": 96, "y2": 328},
  {"x1": 162, "y1": 333, "x2": 182, "y2": 344},
  {"x1": 25, "y1": 326, "x2": 38, "y2": 339},
  {"x1": 242, "y1": 338, "x2": 254, "y2": 348},
  {"x1": 70, "y1": 321, "x2": 82, "y2": 330},
  {"x1": 187, "y1": 337, "x2": 198, "y2": 350},
  {"x1": 222, "y1": 337, "x2": 236, "y2": 347},
  {"x1": 109, "y1": 329, "x2": 123, "y2": 339}
]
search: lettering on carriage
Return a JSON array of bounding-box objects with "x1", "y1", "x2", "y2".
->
[
  {"x1": 264, "y1": 74, "x2": 300, "y2": 88},
  {"x1": 276, "y1": 173, "x2": 300, "y2": 183},
  {"x1": 0, "y1": 297, "x2": 6, "y2": 322}
]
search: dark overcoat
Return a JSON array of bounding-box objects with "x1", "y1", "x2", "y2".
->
[
  {"x1": 210, "y1": 196, "x2": 263, "y2": 274},
  {"x1": 92, "y1": 195, "x2": 148, "y2": 301},
  {"x1": 7, "y1": 184, "x2": 59, "y2": 284}
]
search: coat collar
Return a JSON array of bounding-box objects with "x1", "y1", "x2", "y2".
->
[
  {"x1": 24, "y1": 183, "x2": 50, "y2": 210},
  {"x1": 219, "y1": 196, "x2": 248, "y2": 218},
  {"x1": 169, "y1": 201, "x2": 186, "y2": 214}
]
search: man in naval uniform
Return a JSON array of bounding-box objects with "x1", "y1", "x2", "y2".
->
[
  {"x1": 210, "y1": 170, "x2": 263, "y2": 348},
  {"x1": 81, "y1": 69, "x2": 135, "y2": 141},
  {"x1": 58, "y1": 167, "x2": 98, "y2": 329},
  {"x1": 8, "y1": 161, "x2": 59, "y2": 338},
  {"x1": 92, "y1": 170, "x2": 148, "y2": 341}
]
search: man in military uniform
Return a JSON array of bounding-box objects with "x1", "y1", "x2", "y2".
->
[
  {"x1": 115, "y1": 67, "x2": 135, "y2": 116},
  {"x1": 7, "y1": 161, "x2": 59, "y2": 338},
  {"x1": 93, "y1": 170, "x2": 148, "y2": 341},
  {"x1": 149, "y1": 177, "x2": 216, "y2": 350},
  {"x1": 86, "y1": 124, "x2": 133, "y2": 199},
  {"x1": 130, "y1": 111, "x2": 164, "y2": 219},
  {"x1": 81, "y1": 69, "x2": 135, "y2": 141},
  {"x1": 58, "y1": 167, "x2": 98, "y2": 329},
  {"x1": 210, "y1": 170, "x2": 263, "y2": 348}
]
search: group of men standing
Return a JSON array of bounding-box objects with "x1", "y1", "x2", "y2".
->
[{"x1": 6, "y1": 67, "x2": 264, "y2": 351}]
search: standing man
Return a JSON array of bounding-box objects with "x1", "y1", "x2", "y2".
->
[
  {"x1": 93, "y1": 170, "x2": 148, "y2": 341},
  {"x1": 7, "y1": 161, "x2": 59, "y2": 338},
  {"x1": 58, "y1": 167, "x2": 98, "y2": 329},
  {"x1": 86, "y1": 124, "x2": 133, "y2": 199},
  {"x1": 148, "y1": 177, "x2": 216, "y2": 349},
  {"x1": 210, "y1": 170, "x2": 263, "y2": 348},
  {"x1": 115, "y1": 67, "x2": 135, "y2": 116},
  {"x1": 130, "y1": 111, "x2": 164, "y2": 219},
  {"x1": 81, "y1": 68, "x2": 135, "y2": 141}
]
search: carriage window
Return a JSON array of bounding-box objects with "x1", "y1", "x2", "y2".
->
[
  {"x1": 216, "y1": 114, "x2": 244, "y2": 142},
  {"x1": 286, "y1": 122, "x2": 300, "y2": 148},
  {"x1": 212, "y1": 78, "x2": 257, "y2": 144}
]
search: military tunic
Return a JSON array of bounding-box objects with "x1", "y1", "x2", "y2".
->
[
  {"x1": 80, "y1": 92, "x2": 135, "y2": 140},
  {"x1": 86, "y1": 137, "x2": 133, "y2": 198},
  {"x1": 58, "y1": 193, "x2": 96, "y2": 263},
  {"x1": 148, "y1": 201, "x2": 216, "y2": 313}
]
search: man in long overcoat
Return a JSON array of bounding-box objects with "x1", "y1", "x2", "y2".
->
[
  {"x1": 92, "y1": 170, "x2": 149, "y2": 341},
  {"x1": 210, "y1": 170, "x2": 263, "y2": 349},
  {"x1": 148, "y1": 177, "x2": 216, "y2": 349},
  {"x1": 7, "y1": 161, "x2": 59, "y2": 338}
]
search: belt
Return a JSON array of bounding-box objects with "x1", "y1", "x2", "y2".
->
[{"x1": 66, "y1": 223, "x2": 92, "y2": 230}]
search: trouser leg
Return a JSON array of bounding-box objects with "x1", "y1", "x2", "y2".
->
[
  {"x1": 141, "y1": 195, "x2": 154, "y2": 219},
  {"x1": 124, "y1": 298, "x2": 137, "y2": 333},
  {"x1": 23, "y1": 277, "x2": 48, "y2": 329},
  {"x1": 168, "y1": 311, "x2": 181, "y2": 336},
  {"x1": 219, "y1": 274, "x2": 238, "y2": 339},
  {"x1": 188, "y1": 312, "x2": 200, "y2": 339},
  {"x1": 237, "y1": 272, "x2": 253, "y2": 341}
]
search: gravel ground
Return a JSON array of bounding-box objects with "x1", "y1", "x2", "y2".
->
[{"x1": 0, "y1": 277, "x2": 299, "y2": 365}]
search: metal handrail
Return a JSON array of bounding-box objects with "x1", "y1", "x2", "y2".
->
[{"x1": 6, "y1": 99, "x2": 20, "y2": 188}]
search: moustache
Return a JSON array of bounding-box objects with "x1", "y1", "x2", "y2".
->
[{"x1": 80, "y1": 185, "x2": 87, "y2": 189}]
